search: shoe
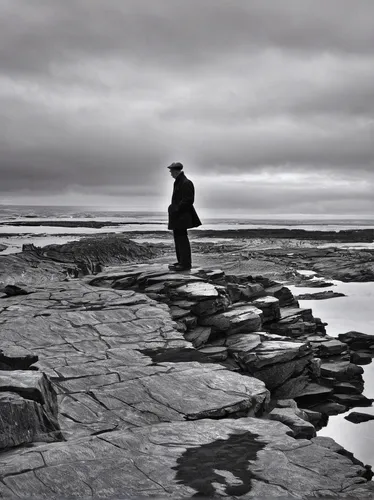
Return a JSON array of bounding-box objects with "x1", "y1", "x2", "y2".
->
[
  {"x1": 172, "y1": 264, "x2": 191, "y2": 272},
  {"x1": 168, "y1": 262, "x2": 180, "y2": 269}
]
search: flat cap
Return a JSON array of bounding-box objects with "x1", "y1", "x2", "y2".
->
[{"x1": 167, "y1": 162, "x2": 183, "y2": 170}]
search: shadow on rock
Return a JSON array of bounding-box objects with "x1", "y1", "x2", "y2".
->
[{"x1": 172, "y1": 431, "x2": 266, "y2": 497}]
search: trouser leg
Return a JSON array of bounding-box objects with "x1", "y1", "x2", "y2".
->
[
  {"x1": 173, "y1": 230, "x2": 181, "y2": 263},
  {"x1": 173, "y1": 229, "x2": 191, "y2": 268}
]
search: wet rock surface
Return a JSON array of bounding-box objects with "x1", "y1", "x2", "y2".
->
[{"x1": 0, "y1": 261, "x2": 373, "y2": 498}]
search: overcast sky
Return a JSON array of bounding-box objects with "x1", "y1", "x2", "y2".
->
[{"x1": 1, "y1": 0, "x2": 373, "y2": 217}]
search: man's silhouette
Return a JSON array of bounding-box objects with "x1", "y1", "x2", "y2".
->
[{"x1": 167, "y1": 162, "x2": 201, "y2": 271}]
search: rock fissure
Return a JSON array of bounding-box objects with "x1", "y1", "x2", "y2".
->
[{"x1": 132, "y1": 460, "x2": 169, "y2": 493}]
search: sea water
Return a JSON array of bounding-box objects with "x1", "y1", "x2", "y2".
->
[
  {"x1": 289, "y1": 280, "x2": 374, "y2": 467},
  {"x1": 1, "y1": 205, "x2": 374, "y2": 254}
]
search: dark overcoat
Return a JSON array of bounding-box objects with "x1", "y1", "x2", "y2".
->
[{"x1": 168, "y1": 172, "x2": 202, "y2": 230}]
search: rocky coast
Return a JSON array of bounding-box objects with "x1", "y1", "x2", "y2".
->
[{"x1": 1, "y1": 234, "x2": 374, "y2": 498}]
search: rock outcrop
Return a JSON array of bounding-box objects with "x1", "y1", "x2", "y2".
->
[
  {"x1": 0, "y1": 235, "x2": 160, "y2": 287},
  {"x1": 0, "y1": 262, "x2": 373, "y2": 498},
  {"x1": 90, "y1": 264, "x2": 370, "y2": 417}
]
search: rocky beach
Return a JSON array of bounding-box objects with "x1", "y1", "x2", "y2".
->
[{"x1": 1, "y1": 227, "x2": 374, "y2": 499}]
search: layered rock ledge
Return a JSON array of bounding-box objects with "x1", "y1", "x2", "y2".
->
[{"x1": 0, "y1": 263, "x2": 373, "y2": 498}]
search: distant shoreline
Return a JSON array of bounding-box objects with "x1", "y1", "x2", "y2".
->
[
  {"x1": 1, "y1": 220, "x2": 374, "y2": 242},
  {"x1": 126, "y1": 227, "x2": 374, "y2": 243}
]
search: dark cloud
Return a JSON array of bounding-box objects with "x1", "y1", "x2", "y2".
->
[
  {"x1": 0, "y1": 0, "x2": 373, "y2": 213},
  {"x1": 1, "y1": 0, "x2": 374, "y2": 77}
]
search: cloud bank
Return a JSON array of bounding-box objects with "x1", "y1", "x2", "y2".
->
[{"x1": 1, "y1": 0, "x2": 373, "y2": 215}]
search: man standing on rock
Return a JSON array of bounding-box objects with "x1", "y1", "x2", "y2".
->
[{"x1": 167, "y1": 162, "x2": 201, "y2": 271}]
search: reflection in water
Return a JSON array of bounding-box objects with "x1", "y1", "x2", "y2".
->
[{"x1": 289, "y1": 280, "x2": 374, "y2": 467}]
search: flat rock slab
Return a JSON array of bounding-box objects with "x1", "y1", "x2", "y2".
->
[
  {"x1": 174, "y1": 281, "x2": 220, "y2": 299},
  {"x1": 250, "y1": 340, "x2": 311, "y2": 369},
  {"x1": 321, "y1": 360, "x2": 364, "y2": 381},
  {"x1": 0, "y1": 417, "x2": 371, "y2": 499},
  {"x1": 295, "y1": 383, "x2": 334, "y2": 399},
  {"x1": 90, "y1": 362, "x2": 269, "y2": 422},
  {"x1": 310, "y1": 339, "x2": 347, "y2": 357},
  {"x1": 280, "y1": 307, "x2": 314, "y2": 321},
  {"x1": 0, "y1": 281, "x2": 269, "y2": 438},
  {"x1": 199, "y1": 304, "x2": 263, "y2": 334}
]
